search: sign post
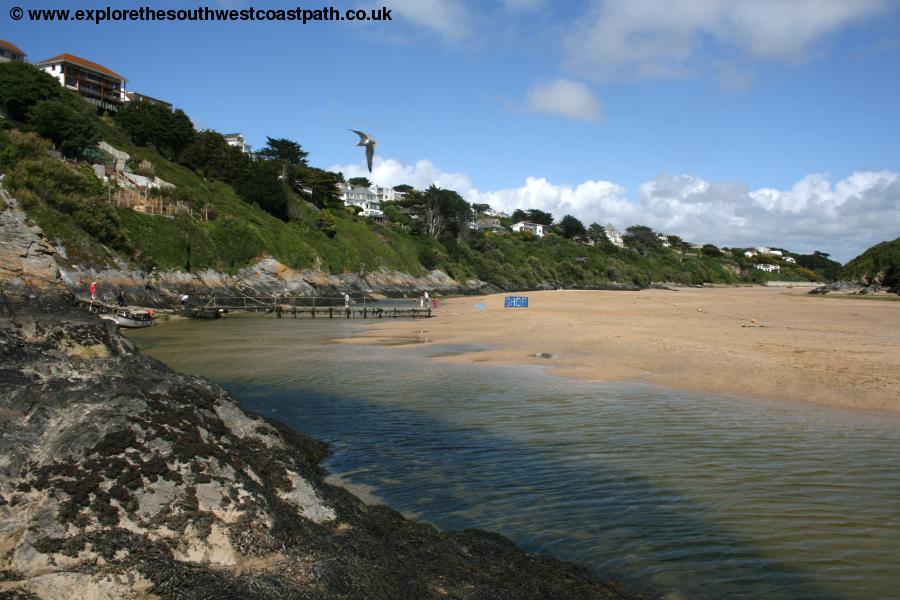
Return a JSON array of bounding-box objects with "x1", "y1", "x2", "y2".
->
[{"x1": 504, "y1": 296, "x2": 529, "y2": 308}]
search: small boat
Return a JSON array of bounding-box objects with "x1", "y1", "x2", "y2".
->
[{"x1": 100, "y1": 308, "x2": 156, "y2": 328}]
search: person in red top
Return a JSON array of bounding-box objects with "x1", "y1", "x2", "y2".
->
[{"x1": 89, "y1": 281, "x2": 97, "y2": 300}]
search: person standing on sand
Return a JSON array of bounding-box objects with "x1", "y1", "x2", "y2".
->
[
  {"x1": 344, "y1": 293, "x2": 350, "y2": 308},
  {"x1": 180, "y1": 294, "x2": 189, "y2": 309}
]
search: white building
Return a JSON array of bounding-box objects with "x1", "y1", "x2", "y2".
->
[
  {"x1": 755, "y1": 246, "x2": 772, "y2": 255},
  {"x1": 744, "y1": 250, "x2": 757, "y2": 258},
  {"x1": 755, "y1": 264, "x2": 781, "y2": 272},
  {"x1": 604, "y1": 224, "x2": 625, "y2": 248},
  {"x1": 339, "y1": 183, "x2": 383, "y2": 218},
  {"x1": 0, "y1": 39, "x2": 26, "y2": 63},
  {"x1": 224, "y1": 133, "x2": 253, "y2": 154},
  {"x1": 769, "y1": 250, "x2": 783, "y2": 256},
  {"x1": 656, "y1": 233, "x2": 672, "y2": 248},
  {"x1": 511, "y1": 221, "x2": 548, "y2": 237},
  {"x1": 37, "y1": 53, "x2": 127, "y2": 112},
  {"x1": 784, "y1": 256, "x2": 797, "y2": 264}
]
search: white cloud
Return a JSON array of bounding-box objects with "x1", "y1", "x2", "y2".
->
[
  {"x1": 329, "y1": 157, "x2": 474, "y2": 192},
  {"x1": 331, "y1": 156, "x2": 899, "y2": 262},
  {"x1": 565, "y1": 0, "x2": 889, "y2": 81},
  {"x1": 525, "y1": 79, "x2": 603, "y2": 123},
  {"x1": 384, "y1": 0, "x2": 470, "y2": 40}
]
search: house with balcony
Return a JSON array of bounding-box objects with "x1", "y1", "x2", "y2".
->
[
  {"x1": 339, "y1": 183, "x2": 384, "y2": 218},
  {"x1": 224, "y1": 133, "x2": 253, "y2": 154},
  {"x1": 0, "y1": 39, "x2": 26, "y2": 63},
  {"x1": 125, "y1": 91, "x2": 173, "y2": 111},
  {"x1": 511, "y1": 221, "x2": 547, "y2": 237},
  {"x1": 36, "y1": 54, "x2": 127, "y2": 112}
]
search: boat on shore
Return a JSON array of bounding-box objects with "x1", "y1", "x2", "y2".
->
[{"x1": 99, "y1": 308, "x2": 156, "y2": 328}]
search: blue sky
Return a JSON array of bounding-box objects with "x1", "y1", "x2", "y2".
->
[{"x1": 4, "y1": 0, "x2": 900, "y2": 260}]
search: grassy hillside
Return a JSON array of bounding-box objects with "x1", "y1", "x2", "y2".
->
[
  {"x1": 841, "y1": 238, "x2": 900, "y2": 287},
  {"x1": 0, "y1": 58, "x2": 842, "y2": 289}
]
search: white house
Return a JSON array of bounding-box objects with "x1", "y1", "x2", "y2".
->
[
  {"x1": 224, "y1": 133, "x2": 253, "y2": 154},
  {"x1": 339, "y1": 183, "x2": 383, "y2": 218},
  {"x1": 604, "y1": 224, "x2": 625, "y2": 248},
  {"x1": 769, "y1": 250, "x2": 783, "y2": 256},
  {"x1": 755, "y1": 264, "x2": 780, "y2": 272},
  {"x1": 656, "y1": 233, "x2": 671, "y2": 248},
  {"x1": 784, "y1": 256, "x2": 797, "y2": 264},
  {"x1": 744, "y1": 250, "x2": 757, "y2": 258},
  {"x1": 37, "y1": 53, "x2": 127, "y2": 112},
  {"x1": 511, "y1": 221, "x2": 547, "y2": 237},
  {"x1": 755, "y1": 246, "x2": 772, "y2": 255}
]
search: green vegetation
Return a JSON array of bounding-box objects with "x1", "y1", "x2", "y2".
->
[
  {"x1": 841, "y1": 238, "x2": 900, "y2": 288},
  {"x1": 0, "y1": 60, "x2": 847, "y2": 288}
]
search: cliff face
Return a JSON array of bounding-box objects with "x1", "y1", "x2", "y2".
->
[
  {"x1": 0, "y1": 189, "x2": 636, "y2": 599},
  {"x1": 58, "y1": 258, "x2": 484, "y2": 309}
]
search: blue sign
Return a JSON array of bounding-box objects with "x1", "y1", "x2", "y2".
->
[
  {"x1": 474, "y1": 303, "x2": 486, "y2": 311},
  {"x1": 504, "y1": 296, "x2": 529, "y2": 308}
]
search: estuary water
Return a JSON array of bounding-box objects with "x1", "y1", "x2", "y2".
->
[{"x1": 130, "y1": 317, "x2": 900, "y2": 600}]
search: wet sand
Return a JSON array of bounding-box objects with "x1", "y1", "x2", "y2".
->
[{"x1": 348, "y1": 287, "x2": 900, "y2": 412}]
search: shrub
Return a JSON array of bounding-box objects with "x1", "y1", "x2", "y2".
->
[{"x1": 314, "y1": 209, "x2": 337, "y2": 238}]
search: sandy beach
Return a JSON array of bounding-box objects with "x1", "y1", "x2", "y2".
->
[{"x1": 349, "y1": 287, "x2": 900, "y2": 412}]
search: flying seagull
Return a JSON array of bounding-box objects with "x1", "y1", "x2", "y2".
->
[{"x1": 349, "y1": 129, "x2": 376, "y2": 173}]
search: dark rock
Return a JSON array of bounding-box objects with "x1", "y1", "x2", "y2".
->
[{"x1": 0, "y1": 301, "x2": 643, "y2": 599}]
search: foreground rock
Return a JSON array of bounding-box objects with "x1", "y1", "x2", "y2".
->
[{"x1": 0, "y1": 303, "x2": 639, "y2": 600}]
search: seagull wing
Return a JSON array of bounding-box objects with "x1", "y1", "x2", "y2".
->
[
  {"x1": 348, "y1": 129, "x2": 369, "y2": 143},
  {"x1": 365, "y1": 143, "x2": 374, "y2": 173}
]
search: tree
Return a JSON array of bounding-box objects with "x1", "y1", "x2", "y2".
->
[
  {"x1": 624, "y1": 225, "x2": 661, "y2": 253},
  {"x1": 27, "y1": 98, "x2": 98, "y2": 159},
  {"x1": 256, "y1": 137, "x2": 308, "y2": 166},
  {"x1": 471, "y1": 203, "x2": 491, "y2": 217},
  {"x1": 348, "y1": 176, "x2": 372, "y2": 188},
  {"x1": 511, "y1": 209, "x2": 528, "y2": 223},
  {"x1": 420, "y1": 185, "x2": 470, "y2": 239},
  {"x1": 0, "y1": 61, "x2": 64, "y2": 121},
  {"x1": 315, "y1": 209, "x2": 338, "y2": 238},
  {"x1": 393, "y1": 184, "x2": 415, "y2": 194},
  {"x1": 526, "y1": 208, "x2": 554, "y2": 226},
  {"x1": 180, "y1": 130, "x2": 247, "y2": 183},
  {"x1": 116, "y1": 102, "x2": 195, "y2": 157},
  {"x1": 232, "y1": 159, "x2": 291, "y2": 221},
  {"x1": 701, "y1": 244, "x2": 722, "y2": 257},
  {"x1": 298, "y1": 166, "x2": 344, "y2": 210},
  {"x1": 587, "y1": 223, "x2": 606, "y2": 245},
  {"x1": 559, "y1": 214, "x2": 586, "y2": 240}
]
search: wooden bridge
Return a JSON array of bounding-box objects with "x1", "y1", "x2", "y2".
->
[{"x1": 196, "y1": 295, "x2": 433, "y2": 319}]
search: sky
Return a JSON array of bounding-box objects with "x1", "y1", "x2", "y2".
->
[{"x1": 4, "y1": 0, "x2": 900, "y2": 261}]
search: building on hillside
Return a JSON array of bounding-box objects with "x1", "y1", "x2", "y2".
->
[
  {"x1": 474, "y1": 218, "x2": 505, "y2": 233},
  {"x1": 125, "y1": 91, "x2": 173, "y2": 111},
  {"x1": 755, "y1": 263, "x2": 780, "y2": 272},
  {"x1": 371, "y1": 185, "x2": 405, "y2": 204},
  {"x1": 0, "y1": 39, "x2": 26, "y2": 62},
  {"x1": 224, "y1": 133, "x2": 253, "y2": 154},
  {"x1": 744, "y1": 250, "x2": 757, "y2": 258},
  {"x1": 755, "y1": 246, "x2": 772, "y2": 255},
  {"x1": 37, "y1": 53, "x2": 127, "y2": 112},
  {"x1": 656, "y1": 233, "x2": 672, "y2": 248},
  {"x1": 784, "y1": 256, "x2": 796, "y2": 264},
  {"x1": 769, "y1": 249, "x2": 783, "y2": 256},
  {"x1": 511, "y1": 221, "x2": 547, "y2": 237},
  {"x1": 604, "y1": 224, "x2": 625, "y2": 248},
  {"x1": 338, "y1": 183, "x2": 384, "y2": 218}
]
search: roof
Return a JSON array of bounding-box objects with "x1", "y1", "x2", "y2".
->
[
  {"x1": 36, "y1": 53, "x2": 126, "y2": 81},
  {"x1": 0, "y1": 39, "x2": 25, "y2": 57}
]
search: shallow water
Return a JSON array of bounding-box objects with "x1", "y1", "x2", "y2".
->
[{"x1": 130, "y1": 317, "x2": 900, "y2": 600}]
